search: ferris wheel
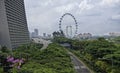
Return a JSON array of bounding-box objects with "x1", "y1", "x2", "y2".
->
[{"x1": 59, "y1": 13, "x2": 78, "y2": 38}]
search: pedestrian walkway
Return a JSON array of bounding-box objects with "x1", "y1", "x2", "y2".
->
[{"x1": 32, "y1": 38, "x2": 51, "y2": 50}]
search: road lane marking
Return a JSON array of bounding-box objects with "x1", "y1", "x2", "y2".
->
[
  {"x1": 75, "y1": 66, "x2": 80, "y2": 69},
  {"x1": 81, "y1": 66, "x2": 86, "y2": 69}
]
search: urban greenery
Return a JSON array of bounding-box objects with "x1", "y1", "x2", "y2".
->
[
  {"x1": 18, "y1": 43, "x2": 75, "y2": 73},
  {"x1": 1, "y1": 36, "x2": 120, "y2": 73},
  {"x1": 0, "y1": 43, "x2": 43, "y2": 73},
  {"x1": 0, "y1": 43, "x2": 75, "y2": 73},
  {"x1": 69, "y1": 37, "x2": 120, "y2": 73},
  {"x1": 47, "y1": 36, "x2": 120, "y2": 73}
]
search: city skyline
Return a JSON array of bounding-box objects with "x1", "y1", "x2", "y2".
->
[{"x1": 24, "y1": 0, "x2": 120, "y2": 35}]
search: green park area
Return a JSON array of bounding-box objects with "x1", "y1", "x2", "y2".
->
[
  {"x1": 0, "y1": 43, "x2": 75, "y2": 73},
  {"x1": 69, "y1": 38, "x2": 120, "y2": 73},
  {"x1": 53, "y1": 36, "x2": 120, "y2": 73},
  {"x1": 0, "y1": 36, "x2": 120, "y2": 73}
]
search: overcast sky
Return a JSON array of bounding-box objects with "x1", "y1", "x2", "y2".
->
[{"x1": 24, "y1": 0, "x2": 120, "y2": 36}]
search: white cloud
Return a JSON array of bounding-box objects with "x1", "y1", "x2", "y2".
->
[
  {"x1": 78, "y1": 0, "x2": 94, "y2": 13},
  {"x1": 55, "y1": 3, "x2": 78, "y2": 14},
  {"x1": 100, "y1": 0, "x2": 120, "y2": 6},
  {"x1": 40, "y1": 0, "x2": 54, "y2": 6},
  {"x1": 56, "y1": 0, "x2": 94, "y2": 14},
  {"x1": 112, "y1": 14, "x2": 120, "y2": 20},
  {"x1": 24, "y1": 0, "x2": 120, "y2": 35}
]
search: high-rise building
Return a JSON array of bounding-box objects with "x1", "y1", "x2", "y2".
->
[
  {"x1": 30, "y1": 29, "x2": 39, "y2": 38},
  {"x1": 43, "y1": 33, "x2": 46, "y2": 37},
  {"x1": 0, "y1": 0, "x2": 29, "y2": 49},
  {"x1": 34, "y1": 29, "x2": 38, "y2": 36}
]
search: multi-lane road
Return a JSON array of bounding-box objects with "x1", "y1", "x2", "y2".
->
[{"x1": 68, "y1": 52, "x2": 92, "y2": 73}]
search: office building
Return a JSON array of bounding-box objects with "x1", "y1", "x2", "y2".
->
[
  {"x1": 30, "y1": 29, "x2": 39, "y2": 38},
  {"x1": 34, "y1": 29, "x2": 38, "y2": 37},
  {"x1": 0, "y1": 0, "x2": 29, "y2": 49}
]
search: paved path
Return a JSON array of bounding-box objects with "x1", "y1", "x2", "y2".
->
[
  {"x1": 68, "y1": 52, "x2": 92, "y2": 73},
  {"x1": 40, "y1": 40, "x2": 51, "y2": 50},
  {"x1": 32, "y1": 38, "x2": 51, "y2": 50}
]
